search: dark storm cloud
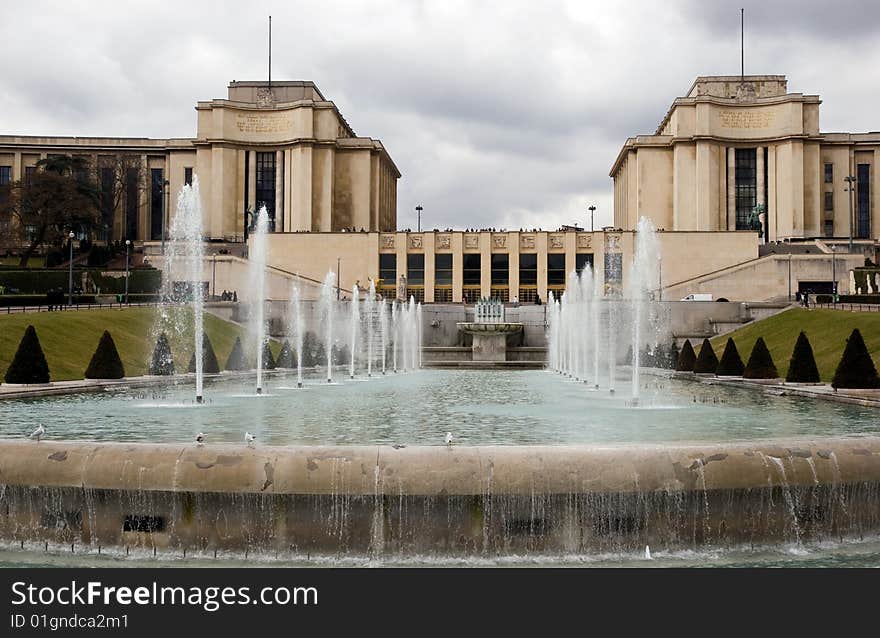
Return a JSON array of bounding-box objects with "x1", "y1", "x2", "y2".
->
[{"x1": 2, "y1": 1, "x2": 878, "y2": 230}]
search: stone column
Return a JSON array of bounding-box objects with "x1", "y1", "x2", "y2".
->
[
  {"x1": 480, "y1": 232, "x2": 491, "y2": 299},
  {"x1": 537, "y1": 233, "x2": 549, "y2": 303},
  {"x1": 424, "y1": 233, "x2": 435, "y2": 303},
  {"x1": 275, "y1": 150, "x2": 284, "y2": 232},
  {"x1": 236, "y1": 150, "x2": 246, "y2": 239},
  {"x1": 247, "y1": 150, "x2": 256, "y2": 214},
  {"x1": 508, "y1": 232, "x2": 520, "y2": 301},
  {"x1": 12, "y1": 151, "x2": 22, "y2": 181},
  {"x1": 452, "y1": 233, "x2": 463, "y2": 303},
  {"x1": 756, "y1": 146, "x2": 765, "y2": 218},
  {"x1": 727, "y1": 147, "x2": 736, "y2": 230}
]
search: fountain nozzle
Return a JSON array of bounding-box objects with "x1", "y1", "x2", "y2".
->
[
  {"x1": 256, "y1": 387, "x2": 262, "y2": 395},
  {"x1": 196, "y1": 395, "x2": 204, "y2": 404},
  {"x1": 297, "y1": 381, "x2": 303, "y2": 388}
]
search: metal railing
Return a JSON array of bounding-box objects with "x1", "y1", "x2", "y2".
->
[
  {"x1": 2, "y1": 301, "x2": 159, "y2": 314},
  {"x1": 813, "y1": 302, "x2": 880, "y2": 313}
]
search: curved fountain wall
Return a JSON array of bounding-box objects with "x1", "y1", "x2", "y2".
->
[{"x1": 1, "y1": 438, "x2": 879, "y2": 556}]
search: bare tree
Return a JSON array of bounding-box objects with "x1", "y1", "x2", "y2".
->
[{"x1": 95, "y1": 154, "x2": 149, "y2": 241}]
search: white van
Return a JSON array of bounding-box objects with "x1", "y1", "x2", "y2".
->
[{"x1": 681, "y1": 293, "x2": 713, "y2": 301}]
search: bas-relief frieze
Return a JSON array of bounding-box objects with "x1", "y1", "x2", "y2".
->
[
  {"x1": 492, "y1": 234, "x2": 507, "y2": 248},
  {"x1": 605, "y1": 233, "x2": 621, "y2": 252},
  {"x1": 549, "y1": 234, "x2": 564, "y2": 249},
  {"x1": 520, "y1": 235, "x2": 535, "y2": 249},
  {"x1": 409, "y1": 235, "x2": 423, "y2": 249},
  {"x1": 436, "y1": 234, "x2": 451, "y2": 249},
  {"x1": 380, "y1": 234, "x2": 395, "y2": 249},
  {"x1": 464, "y1": 234, "x2": 479, "y2": 249},
  {"x1": 577, "y1": 234, "x2": 592, "y2": 249}
]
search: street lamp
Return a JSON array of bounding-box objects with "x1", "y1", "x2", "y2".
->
[
  {"x1": 160, "y1": 179, "x2": 169, "y2": 256},
  {"x1": 831, "y1": 244, "x2": 837, "y2": 306},
  {"x1": 657, "y1": 255, "x2": 663, "y2": 302},
  {"x1": 415, "y1": 205, "x2": 423, "y2": 233},
  {"x1": 67, "y1": 231, "x2": 75, "y2": 307},
  {"x1": 124, "y1": 239, "x2": 131, "y2": 304},
  {"x1": 844, "y1": 175, "x2": 857, "y2": 253},
  {"x1": 588, "y1": 205, "x2": 596, "y2": 232}
]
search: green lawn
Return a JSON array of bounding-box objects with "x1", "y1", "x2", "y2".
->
[
  {"x1": 0, "y1": 308, "x2": 281, "y2": 381},
  {"x1": 710, "y1": 308, "x2": 880, "y2": 382}
]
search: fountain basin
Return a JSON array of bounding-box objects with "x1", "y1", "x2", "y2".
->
[
  {"x1": 456, "y1": 322, "x2": 523, "y2": 362},
  {"x1": 1, "y1": 437, "x2": 879, "y2": 555}
]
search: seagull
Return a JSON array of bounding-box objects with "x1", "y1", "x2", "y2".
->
[
  {"x1": 195, "y1": 432, "x2": 205, "y2": 446},
  {"x1": 644, "y1": 545, "x2": 653, "y2": 560},
  {"x1": 445, "y1": 432, "x2": 454, "y2": 447},
  {"x1": 245, "y1": 432, "x2": 255, "y2": 447},
  {"x1": 29, "y1": 424, "x2": 45, "y2": 442}
]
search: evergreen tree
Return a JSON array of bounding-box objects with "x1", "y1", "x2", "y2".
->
[
  {"x1": 301, "y1": 332, "x2": 325, "y2": 368},
  {"x1": 625, "y1": 345, "x2": 634, "y2": 367},
  {"x1": 667, "y1": 341, "x2": 680, "y2": 370},
  {"x1": 187, "y1": 333, "x2": 221, "y2": 374},
  {"x1": 743, "y1": 337, "x2": 779, "y2": 379},
  {"x1": 261, "y1": 340, "x2": 277, "y2": 370},
  {"x1": 716, "y1": 338, "x2": 745, "y2": 376},
  {"x1": 676, "y1": 339, "x2": 696, "y2": 372},
  {"x1": 149, "y1": 332, "x2": 174, "y2": 376},
  {"x1": 4, "y1": 325, "x2": 50, "y2": 383},
  {"x1": 276, "y1": 340, "x2": 295, "y2": 368},
  {"x1": 832, "y1": 328, "x2": 880, "y2": 389},
  {"x1": 333, "y1": 343, "x2": 350, "y2": 366},
  {"x1": 84, "y1": 330, "x2": 125, "y2": 379},
  {"x1": 693, "y1": 338, "x2": 719, "y2": 374},
  {"x1": 785, "y1": 331, "x2": 820, "y2": 383},
  {"x1": 225, "y1": 336, "x2": 249, "y2": 371}
]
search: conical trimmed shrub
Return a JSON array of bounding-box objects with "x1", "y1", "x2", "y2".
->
[
  {"x1": 743, "y1": 337, "x2": 778, "y2": 379},
  {"x1": 786, "y1": 331, "x2": 820, "y2": 383},
  {"x1": 693, "y1": 338, "x2": 718, "y2": 374},
  {"x1": 832, "y1": 328, "x2": 880, "y2": 389},
  {"x1": 716, "y1": 338, "x2": 745, "y2": 376},
  {"x1": 276, "y1": 340, "x2": 295, "y2": 368},
  {"x1": 85, "y1": 330, "x2": 125, "y2": 379},
  {"x1": 225, "y1": 336, "x2": 249, "y2": 371},
  {"x1": 149, "y1": 332, "x2": 174, "y2": 376},
  {"x1": 302, "y1": 332, "x2": 325, "y2": 368},
  {"x1": 4, "y1": 325, "x2": 50, "y2": 383},
  {"x1": 261, "y1": 340, "x2": 276, "y2": 370},
  {"x1": 187, "y1": 333, "x2": 221, "y2": 374},
  {"x1": 676, "y1": 339, "x2": 696, "y2": 372},
  {"x1": 667, "y1": 341, "x2": 680, "y2": 370}
]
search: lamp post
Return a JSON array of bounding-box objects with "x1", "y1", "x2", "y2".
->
[
  {"x1": 160, "y1": 179, "x2": 169, "y2": 256},
  {"x1": 415, "y1": 205, "x2": 423, "y2": 233},
  {"x1": 844, "y1": 175, "x2": 856, "y2": 254},
  {"x1": 124, "y1": 239, "x2": 131, "y2": 304},
  {"x1": 788, "y1": 253, "x2": 792, "y2": 302},
  {"x1": 212, "y1": 254, "x2": 217, "y2": 300},
  {"x1": 588, "y1": 205, "x2": 596, "y2": 232},
  {"x1": 67, "y1": 231, "x2": 75, "y2": 307}
]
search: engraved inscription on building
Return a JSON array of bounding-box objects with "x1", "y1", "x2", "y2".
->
[
  {"x1": 235, "y1": 112, "x2": 293, "y2": 134},
  {"x1": 718, "y1": 110, "x2": 775, "y2": 129}
]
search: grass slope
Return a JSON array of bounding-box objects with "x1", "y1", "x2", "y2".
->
[
  {"x1": 710, "y1": 308, "x2": 880, "y2": 382},
  {"x1": 0, "y1": 308, "x2": 280, "y2": 381}
]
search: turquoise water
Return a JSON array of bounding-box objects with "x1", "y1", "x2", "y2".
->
[{"x1": 0, "y1": 369, "x2": 877, "y2": 446}]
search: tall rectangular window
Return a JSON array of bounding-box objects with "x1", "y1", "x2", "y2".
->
[
  {"x1": 184, "y1": 167, "x2": 193, "y2": 186},
  {"x1": 100, "y1": 167, "x2": 115, "y2": 240},
  {"x1": 379, "y1": 254, "x2": 397, "y2": 286},
  {"x1": 857, "y1": 164, "x2": 870, "y2": 238},
  {"x1": 824, "y1": 163, "x2": 833, "y2": 184},
  {"x1": 435, "y1": 254, "x2": 453, "y2": 285},
  {"x1": 463, "y1": 254, "x2": 481, "y2": 286},
  {"x1": 490, "y1": 254, "x2": 509, "y2": 285},
  {"x1": 255, "y1": 152, "x2": 276, "y2": 230},
  {"x1": 824, "y1": 220, "x2": 834, "y2": 237},
  {"x1": 407, "y1": 253, "x2": 425, "y2": 285},
  {"x1": 24, "y1": 166, "x2": 35, "y2": 184},
  {"x1": 735, "y1": 148, "x2": 757, "y2": 230},
  {"x1": 519, "y1": 253, "x2": 537, "y2": 285},
  {"x1": 150, "y1": 168, "x2": 164, "y2": 241},
  {"x1": 824, "y1": 191, "x2": 834, "y2": 212},
  {"x1": 547, "y1": 254, "x2": 566, "y2": 285},
  {"x1": 125, "y1": 168, "x2": 139, "y2": 241},
  {"x1": 576, "y1": 253, "x2": 594, "y2": 274},
  {"x1": 0, "y1": 166, "x2": 11, "y2": 205}
]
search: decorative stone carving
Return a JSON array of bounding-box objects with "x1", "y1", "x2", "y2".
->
[
  {"x1": 409, "y1": 235, "x2": 423, "y2": 249},
  {"x1": 436, "y1": 234, "x2": 451, "y2": 249},
  {"x1": 256, "y1": 88, "x2": 276, "y2": 108},
  {"x1": 549, "y1": 234, "x2": 564, "y2": 249},
  {"x1": 605, "y1": 233, "x2": 621, "y2": 252},
  {"x1": 492, "y1": 234, "x2": 507, "y2": 249},
  {"x1": 380, "y1": 234, "x2": 395, "y2": 249},
  {"x1": 520, "y1": 235, "x2": 535, "y2": 250},
  {"x1": 577, "y1": 234, "x2": 592, "y2": 249},
  {"x1": 464, "y1": 234, "x2": 479, "y2": 249}
]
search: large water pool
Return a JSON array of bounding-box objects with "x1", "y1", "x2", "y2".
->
[{"x1": 0, "y1": 369, "x2": 877, "y2": 446}]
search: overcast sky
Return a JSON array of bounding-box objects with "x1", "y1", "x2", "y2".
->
[{"x1": 3, "y1": 0, "x2": 879, "y2": 231}]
